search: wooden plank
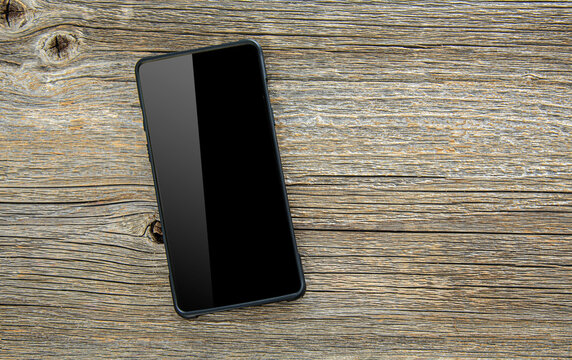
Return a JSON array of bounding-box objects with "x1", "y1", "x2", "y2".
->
[{"x1": 1, "y1": 0, "x2": 570, "y2": 358}]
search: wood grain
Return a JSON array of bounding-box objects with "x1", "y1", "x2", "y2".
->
[{"x1": 1, "y1": 0, "x2": 571, "y2": 358}]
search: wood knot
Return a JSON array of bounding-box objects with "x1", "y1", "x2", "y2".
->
[
  {"x1": 149, "y1": 220, "x2": 163, "y2": 243},
  {"x1": 40, "y1": 32, "x2": 80, "y2": 64},
  {"x1": 1, "y1": 0, "x2": 26, "y2": 28}
]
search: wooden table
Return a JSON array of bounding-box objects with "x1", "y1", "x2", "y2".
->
[{"x1": 1, "y1": 1, "x2": 570, "y2": 358}]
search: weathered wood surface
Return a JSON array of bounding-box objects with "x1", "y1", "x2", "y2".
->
[{"x1": 1, "y1": 0, "x2": 571, "y2": 358}]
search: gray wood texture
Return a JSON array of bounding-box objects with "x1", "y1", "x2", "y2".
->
[{"x1": 1, "y1": 0, "x2": 571, "y2": 358}]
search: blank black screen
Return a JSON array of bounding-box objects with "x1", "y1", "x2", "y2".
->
[{"x1": 136, "y1": 42, "x2": 303, "y2": 314}]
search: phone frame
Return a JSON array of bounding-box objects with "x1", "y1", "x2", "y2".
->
[{"x1": 134, "y1": 39, "x2": 305, "y2": 318}]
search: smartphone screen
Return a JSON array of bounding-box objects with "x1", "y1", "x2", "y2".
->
[{"x1": 135, "y1": 40, "x2": 304, "y2": 317}]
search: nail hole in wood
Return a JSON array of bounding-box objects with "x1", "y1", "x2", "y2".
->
[
  {"x1": 2, "y1": 0, "x2": 26, "y2": 27},
  {"x1": 149, "y1": 220, "x2": 163, "y2": 243}
]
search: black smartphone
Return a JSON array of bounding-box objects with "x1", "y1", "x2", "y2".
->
[{"x1": 135, "y1": 40, "x2": 305, "y2": 318}]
